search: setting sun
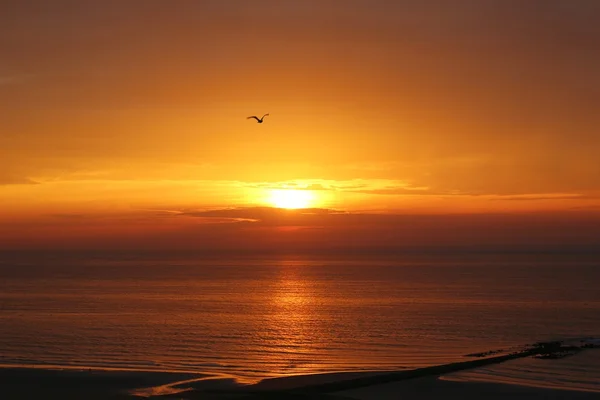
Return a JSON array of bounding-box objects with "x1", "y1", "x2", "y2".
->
[{"x1": 268, "y1": 189, "x2": 314, "y2": 209}]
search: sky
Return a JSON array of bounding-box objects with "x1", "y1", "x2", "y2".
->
[{"x1": 1, "y1": 0, "x2": 599, "y2": 252}]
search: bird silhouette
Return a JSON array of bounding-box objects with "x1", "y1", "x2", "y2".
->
[{"x1": 247, "y1": 114, "x2": 269, "y2": 123}]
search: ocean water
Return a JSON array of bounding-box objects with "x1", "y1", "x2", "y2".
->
[
  {"x1": 0, "y1": 252, "x2": 599, "y2": 383},
  {"x1": 444, "y1": 346, "x2": 600, "y2": 393}
]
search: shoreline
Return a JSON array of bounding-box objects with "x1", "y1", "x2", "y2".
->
[
  {"x1": 224, "y1": 340, "x2": 596, "y2": 394},
  {"x1": 0, "y1": 341, "x2": 597, "y2": 399}
]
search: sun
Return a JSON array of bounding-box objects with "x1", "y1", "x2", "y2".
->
[{"x1": 268, "y1": 189, "x2": 313, "y2": 209}]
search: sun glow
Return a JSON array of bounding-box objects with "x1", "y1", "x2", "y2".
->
[{"x1": 268, "y1": 189, "x2": 314, "y2": 209}]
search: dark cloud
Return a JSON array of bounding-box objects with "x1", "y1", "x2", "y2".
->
[
  {"x1": 569, "y1": 205, "x2": 600, "y2": 211},
  {"x1": 49, "y1": 213, "x2": 88, "y2": 220},
  {"x1": 3, "y1": 206, "x2": 600, "y2": 252}
]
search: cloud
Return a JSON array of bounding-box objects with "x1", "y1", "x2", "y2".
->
[
  {"x1": 490, "y1": 194, "x2": 596, "y2": 201},
  {"x1": 348, "y1": 186, "x2": 441, "y2": 196},
  {"x1": 569, "y1": 205, "x2": 600, "y2": 211},
  {"x1": 246, "y1": 181, "x2": 334, "y2": 191},
  {"x1": 49, "y1": 213, "x2": 89, "y2": 220},
  {"x1": 4, "y1": 205, "x2": 600, "y2": 252},
  {"x1": 177, "y1": 206, "x2": 345, "y2": 225},
  {"x1": 244, "y1": 179, "x2": 432, "y2": 195},
  {"x1": 0, "y1": 175, "x2": 39, "y2": 185}
]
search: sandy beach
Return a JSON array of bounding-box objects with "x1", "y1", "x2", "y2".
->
[
  {"x1": 0, "y1": 367, "x2": 201, "y2": 399},
  {"x1": 336, "y1": 376, "x2": 600, "y2": 400},
  {"x1": 2, "y1": 367, "x2": 596, "y2": 400},
  {"x1": 2, "y1": 343, "x2": 597, "y2": 399}
]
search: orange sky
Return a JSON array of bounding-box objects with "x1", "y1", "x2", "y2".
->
[{"x1": 1, "y1": 1, "x2": 599, "y2": 252}]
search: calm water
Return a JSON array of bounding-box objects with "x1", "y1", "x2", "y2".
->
[{"x1": 0, "y1": 252, "x2": 599, "y2": 383}]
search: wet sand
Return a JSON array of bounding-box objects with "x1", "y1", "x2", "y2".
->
[
  {"x1": 1, "y1": 344, "x2": 597, "y2": 399},
  {"x1": 0, "y1": 367, "x2": 201, "y2": 399},
  {"x1": 174, "y1": 343, "x2": 600, "y2": 399},
  {"x1": 336, "y1": 376, "x2": 600, "y2": 400}
]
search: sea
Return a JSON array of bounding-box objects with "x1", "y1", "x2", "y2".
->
[{"x1": 1, "y1": 251, "x2": 599, "y2": 385}]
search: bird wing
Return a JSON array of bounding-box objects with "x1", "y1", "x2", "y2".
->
[
  {"x1": 247, "y1": 116, "x2": 259, "y2": 121},
  {"x1": 261, "y1": 114, "x2": 269, "y2": 119}
]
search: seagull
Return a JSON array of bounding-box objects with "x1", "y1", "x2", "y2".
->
[{"x1": 247, "y1": 113, "x2": 269, "y2": 123}]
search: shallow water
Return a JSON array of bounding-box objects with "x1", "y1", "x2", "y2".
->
[
  {"x1": 444, "y1": 346, "x2": 600, "y2": 393},
  {"x1": 1, "y1": 251, "x2": 599, "y2": 383}
]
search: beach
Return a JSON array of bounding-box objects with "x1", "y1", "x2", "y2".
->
[{"x1": 2, "y1": 342, "x2": 598, "y2": 399}]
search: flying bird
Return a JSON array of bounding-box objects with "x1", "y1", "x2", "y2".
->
[{"x1": 247, "y1": 113, "x2": 269, "y2": 123}]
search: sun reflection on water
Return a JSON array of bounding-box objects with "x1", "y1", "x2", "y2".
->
[{"x1": 258, "y1": 259, "x2": 326, "y2": 375}]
